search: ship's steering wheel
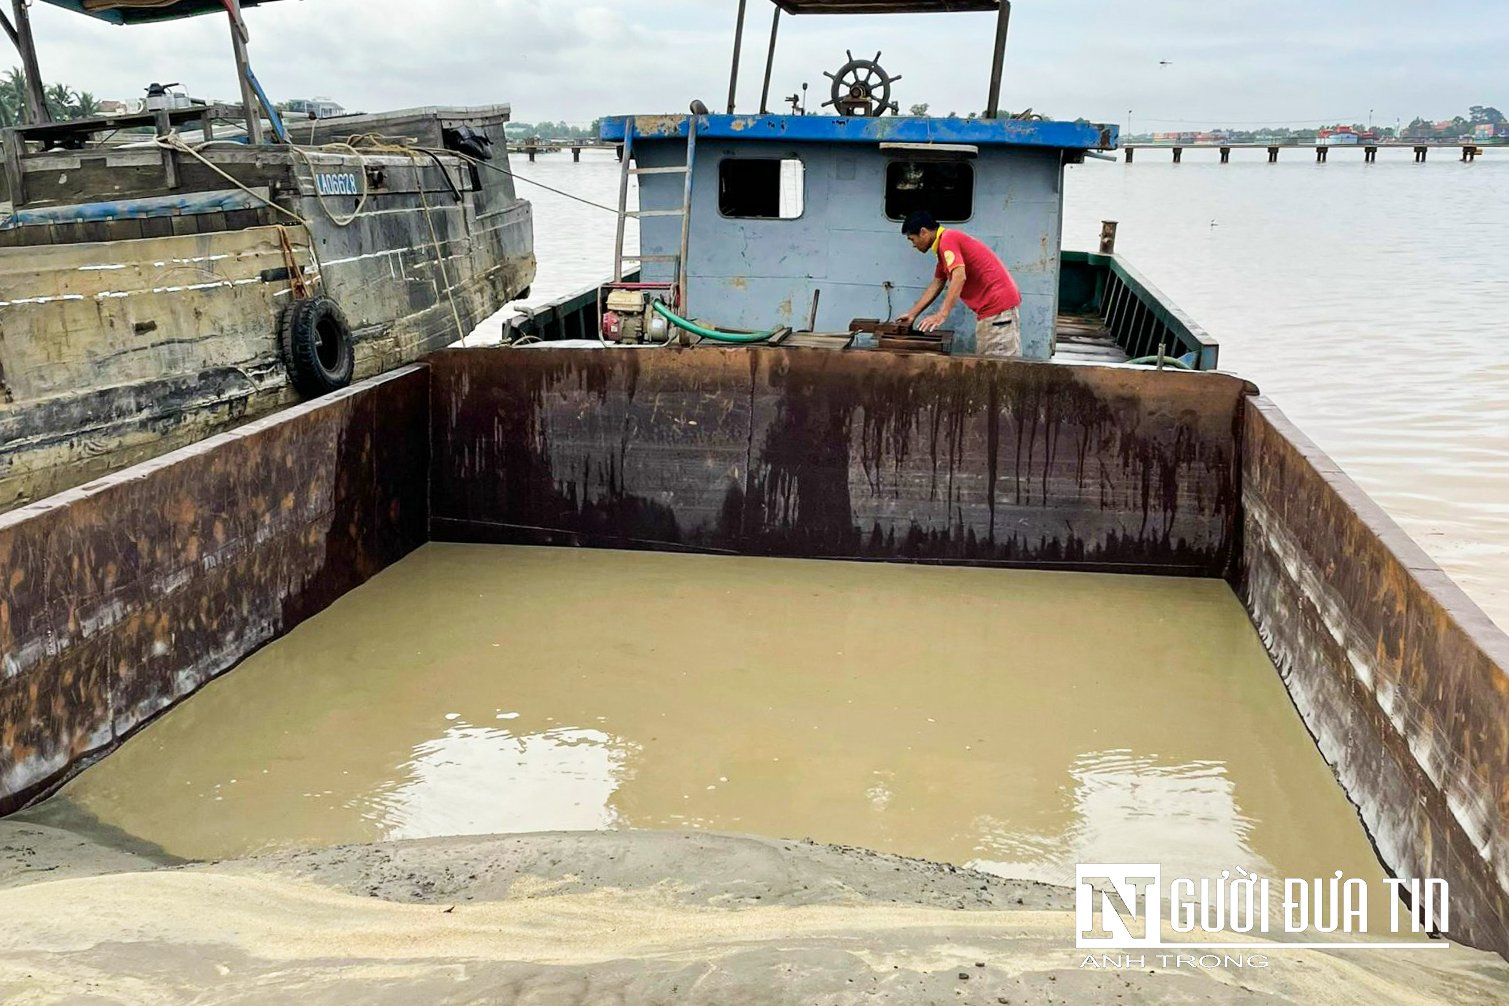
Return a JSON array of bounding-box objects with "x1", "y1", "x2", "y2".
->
[{"x1": 823, "y1": 51, "x2": 901, "y2": 117}]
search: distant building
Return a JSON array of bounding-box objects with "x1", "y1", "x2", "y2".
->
[
  {"x1": 1317, "y1": 127, "x2": 1360, "y2": 145},
  {"x1": 284, "y1": 97, "x2": 348, "y2": 119}
]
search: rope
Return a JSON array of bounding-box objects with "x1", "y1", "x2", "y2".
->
[
  {"x1": 336, "y1": 133, "x2": 470, "y2": 344},
  {"x1": 275, "y1": 224, "x2": 312, "y2": 299},
  {"x1": 411, "y1": 155, "x2": 468, "y2": 345},
  {"x1": 433, "y1": 147, "x2": 622, "y2": 215},
  {"x1": 154, "y1": 130, "x2": 522, "y2": 345},
  {"x1": 285, "y1": 141, "x2": 372, "y2": 227},
  {"x1": 154, "y1": 132, "x2": 311, "y2": 227}
]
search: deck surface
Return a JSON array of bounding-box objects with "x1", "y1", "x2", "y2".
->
[
  {"x1": 1054, "y1": 313, "x2": 1129, "y2": 364},
  {"x1": 758, "y1": 314, "x2": 1129, "y2": 363}
]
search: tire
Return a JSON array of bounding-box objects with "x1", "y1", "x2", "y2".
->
[{"x1": 280, "y1": 296, "x2": 354, "y2": 398}]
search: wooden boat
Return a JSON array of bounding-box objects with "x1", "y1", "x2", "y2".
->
[{"x1": 0, "y1": 0, "x2": 535, "y2": 511}]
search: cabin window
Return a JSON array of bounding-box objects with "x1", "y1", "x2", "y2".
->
[
  {"x1": 718, "y1": 158, "x2": 805, "y2": 219},
  {"x1": 884, "y1": 161, "x2": 974, "y2": 222}
]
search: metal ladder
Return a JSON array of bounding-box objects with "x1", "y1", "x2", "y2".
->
[{"x1": 611, "y1": 115, "x2": 698, "y2": 310}]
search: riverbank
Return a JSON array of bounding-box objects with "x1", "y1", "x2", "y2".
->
[{"x1": 2, "y1": 827, "x2": 1507, "y2": 1005}]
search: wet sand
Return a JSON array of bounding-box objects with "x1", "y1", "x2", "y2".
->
[
  {"x1": 5, "y1": 542, "x2": 1507, "y2": 1000},
  {"x1": 1, "y1": 828, "x2": 1506, "y2": 1005},
  {"x1": 29, "y1": 543, "x2": 1386, "y2": 900}
]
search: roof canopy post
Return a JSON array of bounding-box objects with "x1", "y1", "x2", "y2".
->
[
  {"x1": 984, "y1": 0, "x2": 1010, "y2": 118},
  {"x1": 224, "y1": 0, "x2": 265, "y2": 144},
  {"x1": 759, "y1": 4, "x2": 781, "y2": 114},
  {"x1": 9, "y1": 0, "x2": 52, "y2": 124},
  {"x1": 727, "y1": 0, "x2": 748, "y2": 114}
]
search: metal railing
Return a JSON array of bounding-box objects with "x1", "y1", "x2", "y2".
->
[{"x1": 1059, "y1": 251, "x2": 1219, "y2": 370}]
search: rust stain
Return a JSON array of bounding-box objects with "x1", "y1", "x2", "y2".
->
[{"x1": 426, "y1": 347, "x2": 1244, "y2": 575}]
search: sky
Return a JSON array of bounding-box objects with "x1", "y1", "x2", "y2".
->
[{"x1": 12, "y1": 0, "x2": 1506, "y2": 129}]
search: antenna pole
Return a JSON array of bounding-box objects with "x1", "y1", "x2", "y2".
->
[
  {"x1": 759, "y1": 5, "x2": 781, "y2": 115},
  {"x1": 984, "y1": 0, "x2": 1011, "y2": 119},
  {"x1": 727, "y1": 0, "x2": 748, "y2": 113}
]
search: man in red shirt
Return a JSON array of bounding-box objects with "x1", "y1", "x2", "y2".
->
[{"x1": 897, "y1": 211, "x2": 1024, "y2": 357}]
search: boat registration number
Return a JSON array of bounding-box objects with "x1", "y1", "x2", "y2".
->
[{"x1": 316, "y1": 173, "x2": 361, "y2": 196}]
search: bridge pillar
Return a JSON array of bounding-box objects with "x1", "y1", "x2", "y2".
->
[
  {"x1": 1172, "y1": 147, "x2": 1182, "y2": 163},
  {"x1": 1268, "y1": 146, "x2": 1279, "y2": 163},
  {"x1": 1125, "y1": 147, "x2": 1134, "y2": 163},
  {"x1": 1316, "y1": 146, "x2": 1328, "y2": 163},
  {"x1": 1219, "y1": 146, "x2": 1230, "y2": 163},
  {"x1": 573, "y1": 146, "x2": 581, "y2": 162},
  {"x1": 1462, "y1": 145, "x2": 1477, "y2": 162},
  {"x1": 1365, "y1": 146, "x2": 1377, "y2": 163},
  {"x1": 1415, "y1": 146, "x2": 1428, "y2": 162},
  {"x1": 526, "y1": 144, "x2": 537, "y2": 162}
]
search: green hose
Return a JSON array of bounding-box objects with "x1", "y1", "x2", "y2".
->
[
  {"x1": 1127, "y1": 354, "x2": 1195, "y2": 370},
  {"x1": 651, "y1": 301, "x2": 777, "y2": 344}
]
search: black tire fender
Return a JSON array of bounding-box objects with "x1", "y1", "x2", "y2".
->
[{"x1": 280, "y1": 296, "x2": 355, "y2": 398}]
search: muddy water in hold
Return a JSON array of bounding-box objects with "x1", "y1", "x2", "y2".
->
[{"x1": 34, "y1": 543, "x2": 1385, "y2": 894}]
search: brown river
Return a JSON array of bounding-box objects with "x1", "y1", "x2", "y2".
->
[{"x1": 30, "y1": 543, "x2": 1388, "y2": 907}]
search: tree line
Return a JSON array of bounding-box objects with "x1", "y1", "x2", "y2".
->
[
  {"x1": 0, "y1": 67, "x2": 102, "y2": 126},
  {"x1": 504, "y1": 120, "x2": 603, "y2": 141},
  {"x1": 1123, "y1": 105, "x2": 1505, "y2": 143}
]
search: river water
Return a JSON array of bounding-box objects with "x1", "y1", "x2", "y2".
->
[
  {"x1": 30, "y1": 543, "x2": 1388, "y2": 912},
  {"x1": 480, "y1": 147, "x2": 1509, "y2": 633}
]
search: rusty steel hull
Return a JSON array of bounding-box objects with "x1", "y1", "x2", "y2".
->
[
  {"x1": 2, "y1": 347, "x2": 1509, "y2": 962},
  {"x1": 0, "y1": 367, "x2": 428, "y2": 816},
  {"x1": 1238, "y1": 398, "x2": 1509, "y2": 958},
  {"x1": 429, "y1": 348, "x2": 1249, "y2": 575}
]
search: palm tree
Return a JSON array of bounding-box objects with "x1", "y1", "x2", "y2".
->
[
  {"x1": 1, "y1": 67, "x2": 28, "y2": 124},
  {"x1": 44, "y1": 81, "x2": 74, "y2": 121},
  {"x1": 71, "y1": 90, "x2": 100, "y2": 120}
]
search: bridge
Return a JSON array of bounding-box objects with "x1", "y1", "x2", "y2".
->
[
  {"x1": 505, "y1": 139, "x2": 619, "y2": 162},
  {"x1": 1123, "y1": 140, "x2": 1502, "y2": 164}
]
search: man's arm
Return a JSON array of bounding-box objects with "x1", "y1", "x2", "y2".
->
[
  {"x1": 897, "y1": 277, "x2": 944, "y2": 326},
  {"x1": 918, "y1": 267, "x2": 966, "y2": 332}
]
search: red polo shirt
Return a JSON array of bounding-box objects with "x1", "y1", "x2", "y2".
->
[{"x1": 933, "y1": 227, "x2": 1022, "y2": 317}]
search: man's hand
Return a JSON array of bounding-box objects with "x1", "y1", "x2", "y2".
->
[
  {"x1": 917, "y1": 312, "x2": 948, "y2": 333},
  {"x1": 896, "y1": 312, "x2": 914, "y2": 327}
]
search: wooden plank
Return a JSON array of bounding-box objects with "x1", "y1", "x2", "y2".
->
[{"x1": 2, "y1": 128, "x2": 26, "y2": 206}]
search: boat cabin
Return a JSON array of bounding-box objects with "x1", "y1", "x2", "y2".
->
[
  {"x1": 602, "y1": 113, "x2": 1113, "y2": 358},
  {"x1": 596, "y1": 0, "x2": 1138, "y2": 360}
]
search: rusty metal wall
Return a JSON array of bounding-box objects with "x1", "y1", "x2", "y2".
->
[
  {"x1": 0, "y1": 367, "x2": 428, "y2": 815},
  {"x1": 428, "y1": 348, "x2": 1249, "y2": 575},
  {"x1": 1238, "y1": 397, "x2": 1509, "y2": 958}
]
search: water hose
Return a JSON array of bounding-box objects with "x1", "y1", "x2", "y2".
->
[
  {"x1": 1127, "y1": 354, "x2": 1195, "y2": 370},
  {"x1": 651, "y1": 301, "x2": 776, "y2": 344}
]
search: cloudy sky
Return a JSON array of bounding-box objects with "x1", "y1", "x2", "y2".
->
[{"x1": 16, "y1": 0, "x2": 1504, "y2": 128}]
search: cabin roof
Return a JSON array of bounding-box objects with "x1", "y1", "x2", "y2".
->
[
  {"x1": 601, "y1": 113, "x2": 1117, "y2": 152},
  {"x1": 36, "y1": 0, "x2": 285, "y2": 25},
  {"x1": 772, "y1": 1, "x2": 1000, "y2": 13}
]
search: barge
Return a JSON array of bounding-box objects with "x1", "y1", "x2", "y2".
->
[
  {"x1": 2, "y1": 0, "x2": 1508, "y2": 994},
  {"x1": 0, "y1": 0, "x2": 535, "y2": 512}
]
